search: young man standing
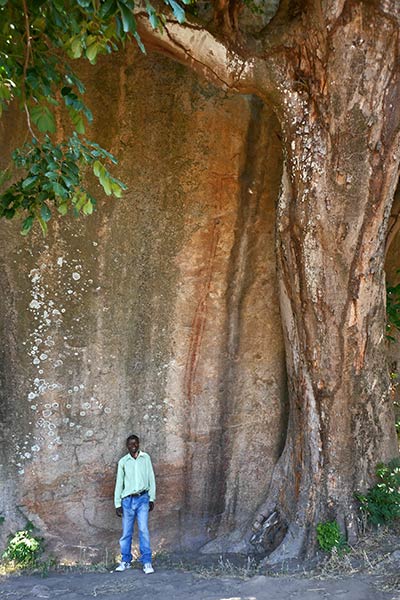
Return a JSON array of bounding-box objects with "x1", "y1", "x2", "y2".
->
[{"x1": 114, "y1": 434, "x2": 156, "y2": 574}]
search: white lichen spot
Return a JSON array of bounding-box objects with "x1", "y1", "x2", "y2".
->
[
  {"x1": 39, "y1": 353, "x2": 48, "y2": 361},
  {"x1": 29, "y1": 269, "x2": 41, "y2": 284},
  {"x1": 57, "y1": 257, "x2": 64, "y2": 267},
  {"x1": 72, "y1": 272, "x2": 81, "y2": 281},
  {"x1": 80, "y1": 411, "x2": 86, "y2": 416},
  {"x1": 85, "y1": 430, "x2": 94, "y2": 438},
  {"x1": 29, "y1": 299, "x2": 41, "y2": 310},
  {"x1": 104, "y1": 407, "x2": 111, "y2": 414},
  {"x1": 31, "y1": 444, "x2": 40, "y2": 452}
]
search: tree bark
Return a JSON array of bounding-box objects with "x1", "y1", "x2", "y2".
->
[
  {"x1": 251, "y1": 1, "x2": 400, "y2": 561},
  {"x1": 135, "y1": 0, "x2": 400, "y2": 559}
]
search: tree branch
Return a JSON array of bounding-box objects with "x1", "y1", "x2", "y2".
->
[
  {"x1": 22, "y1": 0, "x2": 36, "y2": 140},
  {"x1": 134, "y1": 6, "x2": 268, "y2": 96}
]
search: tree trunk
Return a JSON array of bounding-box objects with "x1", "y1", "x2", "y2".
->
[
  {"x1": 251, "y1": 3, "x2": 400, "y2": 562},
  {"x1": 136, "y1": 0, "x2": 400, "y2": 560}
]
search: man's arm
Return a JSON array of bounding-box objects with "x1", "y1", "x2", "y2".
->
[
  {"x1": 114, "y1": 460, "x2": 124, "y2": 516},
  {"x1": 147, "y1": 455, "x2": 156, "y2": 511}
]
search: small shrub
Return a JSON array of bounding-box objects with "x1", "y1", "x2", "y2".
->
[
  {"x1": 355, "y1": 458, "x2": 400, "y2": 526},
  {"x1": 316, "y1": 520, "x2": 348, "y2": 553},
  {"x1": 2, "y1": 522, "x2": 42, "y2": 566}
]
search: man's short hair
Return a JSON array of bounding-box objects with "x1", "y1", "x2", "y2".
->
[{"x1": 126, "y1": 434, "x2": 139, "y2": 444}]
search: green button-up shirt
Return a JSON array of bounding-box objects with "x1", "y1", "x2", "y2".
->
[{"x1": 114, "y1": 451, "x2": 156, "y2": 507}]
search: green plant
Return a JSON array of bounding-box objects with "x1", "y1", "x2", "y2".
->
[
  {"x1": 0, "y1": 0, "x2": 193, "y2": 234},
  {"x1": 386, "y1": 276, "x2": 400, "y2": 341},
  {"x1": 355, "y1": 459, "x2": 400, "y2": 526},
  {"x1": 2, "y1": 522, "x2": 43, "y2": 566},
  {"x1": 316, "y1": 520, "x2": 348, "y2": 553}
]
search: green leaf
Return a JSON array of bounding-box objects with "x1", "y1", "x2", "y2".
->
[
  {"x1": 21, "y1": 216, "x2": 34, "y2": 236},
  {"x1": 68, "y1": 109, "x2": 85, "y2": 134},
  {"x1": 100, "y1": 174, "x2": 112, "y2": 195},
  {"x1": 22, "y1": 176, "x2": 38, "y2": 190},
  {"x1": 82, "y1": 199, "x2": 93, "y2": 215},
  {"x1": 40, "y1": 204, "x2": 52, "y2": 222},
  {"x1": 57, "y1": 202, "x2": 68, "y2": 216},
  {"x1": 73, "y1": 192, "x2": 87, "y2": 210},
  {"x1": 100, "y1": 0, "x2": 117, "y2": 18},
  {"x1": 70, "y1": 37, "x2": 83, "y2": 59},
  {"x1": 146, "y1": 2, "x2": 159, "y2": 29},
  {"x1": 167, "y1": 0, "x2": 185, "y2": 23},
  {"x1": 38, "y1": 216, "x2": 48, "y2": 236},
  {"x1": 111, "y1": 181, "x2": 123, "y2": 198},
  {"x1": 52, "y1": 182, "x2": 67, "y2": 198},
  {"x1": 93, "y1": 160, "x2": 103, "y2": 178},
  {"x1": 86, "y1": 43, "x2": 98, "y2": 64},
  {"x1": 118, "y1": 2, "x2": 136, "y2": 32},
  {"x1": 30, "y1": 105, "x2": 56, "y2": 133},
  {"x1": 133, "y1": 31, "x2": 146, "y2": 54}
]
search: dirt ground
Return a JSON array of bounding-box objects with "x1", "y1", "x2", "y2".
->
[
  {"x1": 1, "y1": 528, "x2": 400, "y2": 600},
  {"x1": 1, "y1": 547, "x2": 400, "y2": 600},
  {"x1": 0, "y1": 567, "x2": 399, "y2": 600}
]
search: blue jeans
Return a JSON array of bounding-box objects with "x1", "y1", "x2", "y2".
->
[{"x1": 120, "y1": 493, "x2": 152, "y2": 564}]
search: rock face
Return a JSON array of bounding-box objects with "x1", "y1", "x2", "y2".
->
[
  {"x1": 0, "y1": 48, "x2": 287, "y2": 561},
  {"x1": 1, "y1": 45, "x2": 399, "y2": 563}
]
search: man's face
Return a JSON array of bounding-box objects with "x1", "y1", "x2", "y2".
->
[{"x1": 127, "y1": 438, "x2": 139, "y2": 458}]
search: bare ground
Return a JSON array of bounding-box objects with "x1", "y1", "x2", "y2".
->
[
  {"x1": 0, "y1": 566, "x2": 399, "y2": 600},
  {"x1": 1, "y1": 527, "x2": 400, "y2": 600}
]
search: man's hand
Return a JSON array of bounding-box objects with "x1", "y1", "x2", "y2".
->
[
  {"x1": 149, "y1": 501, "x2": 154, "y2": 512},
  {"x1": 116, "y1": 507, "x2": 123, "y2": 518}
]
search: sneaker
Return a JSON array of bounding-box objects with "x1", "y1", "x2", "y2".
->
[
  {"x1": 143, "y1": 562, "x2": 154, "y2": 574},
  {"x1": 115, "y1": 561, "x2": 131, "y2": 572}
]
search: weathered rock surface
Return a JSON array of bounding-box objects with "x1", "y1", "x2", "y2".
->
[{"x1": 0, "y1": 49, "x2": 287, "y2": 560}]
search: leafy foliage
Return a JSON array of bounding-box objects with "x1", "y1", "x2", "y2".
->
[
  {"x1": 0, "y1": 0, "x2": 191, "y2": 234},
  {"x1": 316, "y1": 520, "x2": 348, "y2": 554},
  {"x1": 2, "y1": 522, "x2": 42, "y2": 566},
  {"x1": 386, "y1": 276, "x2": 400, "y2": 341},
  {"x1": 1, "y1": 133, "x2": 126, "y2": 235},
  {"x1": 355, "y1": 459, "x2": 400, "y2": 526}
]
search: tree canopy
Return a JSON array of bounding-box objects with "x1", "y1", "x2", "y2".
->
[{"x1": 0, "y1": 0, "x2": 195, "y2": 234}]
